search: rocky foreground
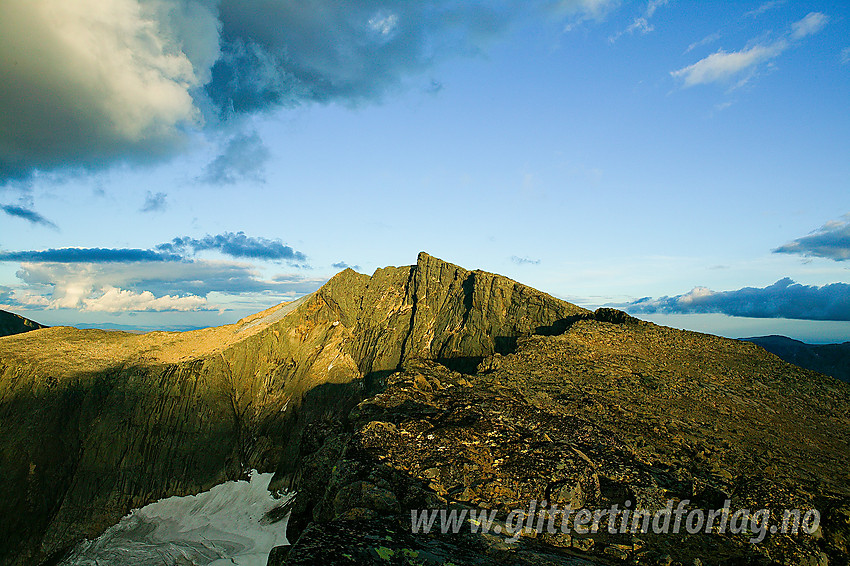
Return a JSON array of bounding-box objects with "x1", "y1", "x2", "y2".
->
[
  {"x1": 0, "y1": 253, "x2": 848, "y2": 565},
  {"x1": 279, "y1": 313, "x2": 850, "y2": 565}
]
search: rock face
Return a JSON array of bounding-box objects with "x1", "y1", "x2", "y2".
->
[
  {"x1": 0, "y1": 310, "x2": 45, "y2": 337},
  {"x1": 283, "y1": 317, "x2": 850, "y2": 565},
  {"x1": 0, "y1": 253, "x2": 586, "y2": 566}
]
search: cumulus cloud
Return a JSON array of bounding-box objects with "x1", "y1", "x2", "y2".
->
[
  {"x1": 141, "y1": 191, "x2": 168, "y2": 213},
  {"x1": 199, "y1": 131, "x2": 270, "y2": 184},
  {"x1": 82, "y1": 287, "x2": 209, "y2": 312},
  {"x1": 4, "y1": 1, "x2": 617, "y2": 184},
  {"x1": 671, "y1": 12, "x2": 828, "y2": 88},
  {"x1": 773, "y1": 215, "x2": 850, "y2": 261},
  {"x1": 1, "y1": 204, "x2": 58, "y2": 229},
  {"x1": 620, "y1": 278, "x2": 850, "y2": 321},
  {"x1": 11, "y1": 260, "x2": 326, "y2": 312},
  {"x1": 511, "y1": 255, "x2": 541, "y2": 265},
  {"x1": 0, "y1": 0, "x2": 218, "y2": 181},
  {"x1": 157, "y1": 231, "x2": 307, "y2": 263}
]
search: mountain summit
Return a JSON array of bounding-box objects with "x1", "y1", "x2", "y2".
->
[
  {"x1": 0, "y1": 252, "x2": 587, "y2": 565},
  {"x1": 0, "y1": 253, "x2": 848, "y2": 566}
]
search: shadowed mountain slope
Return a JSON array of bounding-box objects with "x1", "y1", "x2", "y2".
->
[
  {"x1": 0, "y1": 310, "x2": 46, "y2": 337},
  {"x1": 0, "y1": 252, "x2": 586, "y2": 566},
  {"x1": 743, "y1": 335, "x2": 850, "y2": 384}
]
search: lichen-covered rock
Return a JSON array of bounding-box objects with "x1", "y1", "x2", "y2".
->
[{"x1": 284, "y1": 317, "x2": 850, "y2": 566}]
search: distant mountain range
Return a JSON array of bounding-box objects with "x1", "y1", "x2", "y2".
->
[{"x1": 742, "y1": 335, "x2": 850, "y2": 383}]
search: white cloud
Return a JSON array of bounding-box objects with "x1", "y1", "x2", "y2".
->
[
  {"x1": 840, "y1": 47, "x2": 850, "y2": 65},
  {"x1": 83, "y1": 286, "x2": 208, "y2": 312},
  {"x1": 645, "y1": 0, "x2": 668, "y2": 18},
  {"x1": 8, "y1": 260, "x2": 325, "y2": 313},
  {"x1": 608, "y1": 0, "x2": 667, "y2": 43},
  {"x1": 13, "y1": 262, "x2": 209, "y2": 311},
  {"x1": 671, "y1": 43, "x2": 783, "y2": 87},
  {"x1": 673, "y1": 12, "x2": 829, "y2": 89},
  {"x1": 368, "y1": 12, "x2": 399, "y2": 37},
  {"x1": 685, "y1": 32, "x2": 721, "y2": 54},
  {"x1": 627, "y1": 17, "x2": 653, "y2": 34},
  {"x1": 745, "y1": 0, "x2": 785, "y2": 18},
  {"x1": 791, "y1": 12, "x2": 828, "y2": 40}
]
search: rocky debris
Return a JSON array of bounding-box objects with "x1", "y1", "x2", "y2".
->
[
  {"x1": 282, "y1": 316, "x2": 850, "y2": 565},
  {"x1": 0, "y1": 309, "x2": 46, "y2": 337},
  {"x1": 0, "y1": 253, "x2": 586, "y2": 566}
]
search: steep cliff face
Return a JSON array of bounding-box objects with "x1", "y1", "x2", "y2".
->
[{"x1": 0, "y1": 253, "x2": 587, "y2": 566}]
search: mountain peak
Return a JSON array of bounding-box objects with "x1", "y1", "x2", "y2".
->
[{"x1": 0, "y1": 253, "x2": 589, "y2": 564}]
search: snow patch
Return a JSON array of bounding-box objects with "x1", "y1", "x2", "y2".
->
[{"x1": 61, "y1": 471, "x2": 292, "y2": 566}]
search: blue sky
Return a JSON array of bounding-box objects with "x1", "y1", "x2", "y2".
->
[{"x1": 1, "y1": 0, "x2": 849, "y2": 341}]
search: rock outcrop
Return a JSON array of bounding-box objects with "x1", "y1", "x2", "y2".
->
[
  {"x1": 0, "y1": 253, "x2": 586, "y2": 566},
  {"x1": 282, "y1": 316, "x2": 850, "y2": 565}
]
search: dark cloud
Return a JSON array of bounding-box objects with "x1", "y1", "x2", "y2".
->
[
  {"x1": 1, "y1": 204, "x2": 57, "y2": 229},
  {"x1": 140, "y1": 191, "x2": 168, "y2": 213},
  {"x1": 332, "y1": 261, "x2": 361, "y2": 271},
  {"x1": 0, "y1": 248, "x2": 180, "y2": 263},
  {"x1": 157, "y1": 231, "x2": 307, "y2": 263},
  {"x1": 0, "y1": 232, "x2": 307, "y2": 265},
  {"x1": 199, "y1": 131, "x2": 270, "y2": 185},
  {"x1": 619, "y1": 278, "x2": 850, "y2": 321},
  {"x1": 511, "y1": 255, "x2": 541, "y2": 265},
  {"x1": 773, "y1": 215, "x2": 850, "y2": 261},
  {"x1": 1, "y1": 1, "x2": 597, "y2": 183},
  {"x1": 207, "y1": 1, "x2": 519, "y2": 115}
]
